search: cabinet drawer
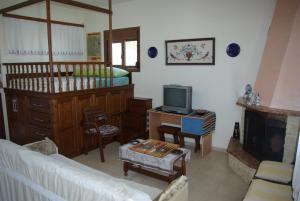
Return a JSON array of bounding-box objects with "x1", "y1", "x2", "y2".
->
[
  {"x1": 29, "y1": 98, "x2": 50, "y2": 112},
  {"x1": 128, "y1": 98, "x2": 152, "y2": 113},
  {"x1": 29, "y1": 126, "x2": 52, "y2": 141},
  {"x1": 29, "y1": 111, "x2": 52, "y2": 127}
]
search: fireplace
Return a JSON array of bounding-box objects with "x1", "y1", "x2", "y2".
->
[{"x1": 243, "y1": 109, "x2": 287, "y2": 162}]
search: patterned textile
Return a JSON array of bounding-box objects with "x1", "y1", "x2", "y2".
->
[
  {"x1": 255, "y1": 161, "x2": 293, "y2": 184},
  {"x1": 23, "y1": 138, "x2": 58, "y2": 155},
  {"x1": 119, "y1": 141, "x2": 191, "y2": 173},
  {"x1": 157, "y1": 176, "x2": 188, "y2": 201},
  {"x1": 243, "y1": 179, "x2": 292, "y2": 201},
  {"x1": 86, "y1": 125, "x2": 119, "y2": 135}
]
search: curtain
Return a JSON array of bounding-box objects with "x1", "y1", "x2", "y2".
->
[{"x1": 3, "y1": 17, "x2": 84, "y2": 61}]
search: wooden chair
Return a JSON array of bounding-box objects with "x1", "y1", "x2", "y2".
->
[
  {"x1": 157, "y1": 125, "x2": 184, "y2": 147},
  {"x1": 83, "y1": 106, "x2": 122, "y2": 162}
]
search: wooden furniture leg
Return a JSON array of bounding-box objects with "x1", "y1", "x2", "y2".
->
[
  {"x1": 123, "y1": 161, "x2": 129, "y2": 176},
  {"x1": 123, "y1": 153, "x2": 186, "y2": 183},
  {"x1": 181, "y1": 154, "x2": 186, "y2": 175},
  {"x1": 195, "y1": 136, "x2": 201, "y2": 153},
  {"x1": 98, "y1": 136, "x2": 105, "y2": 162},
  {"x1": 178, "y1": 132, "x2": 185, "y2": 147},
  {"x1": 83, "y1": 134, "x2": 88, "y2": 155},
  {"x1": 201, "y1": 133, "x2": 212, "y2": 157}
]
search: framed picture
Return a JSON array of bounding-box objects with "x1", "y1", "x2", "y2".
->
[
  {"x1": 165, "y1": 38, "x2": 215, "y2": 65},
  {"x1": 87, "y1": 32, "x2": 101, "y2": 61}
]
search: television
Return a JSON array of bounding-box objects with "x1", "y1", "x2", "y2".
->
[{"x1": 162, "y1": 85, "x2": 192, "y2": 114}]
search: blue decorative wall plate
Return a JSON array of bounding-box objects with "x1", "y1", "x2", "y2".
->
[
  {"x1": 148, "y1": 47, "x2": 158, "y2": 58},
  {"x1": 226, "y1": 43, "x2": 240, "y2": 57}
]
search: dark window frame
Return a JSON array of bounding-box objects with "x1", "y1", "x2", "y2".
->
[{"x1": 104, "y1": 26, "x2": 140, "y2": 72}]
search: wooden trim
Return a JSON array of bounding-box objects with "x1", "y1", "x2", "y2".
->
[
  {"x1": 53, "y1": 61, "x2": 109, "y2": 65},
  {"x1": 108, "y1": 0, "x2": 113, "y2": 86},
  {"x1": 3, "y1": 62, "x2": 50, "y2": 65},
  {"x1": 0, "y1": 0, "x2": 44, "y2": 14},
  {"x1": 2, "y1": 13, "x2": 84, "y2": 28},
  {"x1": 51, "y1": 0, "x2": 112, "y2": 14},
  {"x1": 46, "y1": 0, "x2": 54, "y2": 94},
  {"x1": 87, "y1": 32, "x2": 101, "y2": 36},
  {"x1": 4, "y1": 84, "x2": 134, "y2": 98},
  {"x1": 236, "y1": 97, "x2": 300, "y2": 117}
]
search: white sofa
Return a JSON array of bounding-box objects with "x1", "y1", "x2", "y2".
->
[{"x1": 0, "y1": 139, "x2": 188, "y2": 201}]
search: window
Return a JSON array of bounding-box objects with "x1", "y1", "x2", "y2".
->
[{"x1": 104, "y1": 27, "x2": 140, "y2": 72}]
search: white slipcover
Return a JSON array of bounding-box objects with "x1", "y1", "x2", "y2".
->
[{"x1": 0, "y1": 139, "x2": 160, "y2": 201}]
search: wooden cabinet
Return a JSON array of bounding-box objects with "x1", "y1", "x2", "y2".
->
[
  {"x1": 5, "y1": 85, "x2": 134, "y2": 157},
  {"x1": 0, "y1": 96, "x2": 6, "y2": 139},
  {"x1": 122, "y1": 97, "x2": 152, "y2": 142}
]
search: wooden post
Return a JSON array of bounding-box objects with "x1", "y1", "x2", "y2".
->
[
  {"x1": 66, "y1": 64, "x2": 70, "y2": 92},
  {"x1": 46, "y1": 0, "x2": 54, "y2": 94},
  {"x1": 87, "y1": 64, "x2": 90, "y2": 89},
  {"x1": 57, "y1": 64, "x2": 62, "y2": 93},
  {"x1": 41, "y1": 64, "x2": 44, "y2": 92},
  {"x1": 108, "y1": 0, "x2": 113, "y2": 87},
  {"x1": 93, "y1": 64, "x2": 96, "y2": 89},
  {"x1": 73, "y1": 64, "x2": 77, "y2": 91}
]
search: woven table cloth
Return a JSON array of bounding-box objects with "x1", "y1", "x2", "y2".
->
[{"x1": 119, "y1": 141, "x2": 191, "y2": 174}]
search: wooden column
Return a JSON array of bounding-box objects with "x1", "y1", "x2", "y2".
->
[
  {"x1": 108, "y1": 0, "x2": 113, "y2": 87},
  {"x1": 46, "y1": 0, "x2": 55, "y2": 94}
]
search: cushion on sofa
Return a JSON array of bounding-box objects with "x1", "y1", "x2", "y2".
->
[
  {"x1": 157, "y1": 176, "x2": 188, "y2": 201},
  {"x1": 255, "y1": 161, "x2": 293, "y2": 184},
  {"x1": 23, "y1": 137, "x2": 58, "y2": 155},
  {"x1": 243, "y1": 179, "x2": 293, "y2": 201},
  {"x1": 49, "y1": 154, "x2": 162, "y2": 200}
]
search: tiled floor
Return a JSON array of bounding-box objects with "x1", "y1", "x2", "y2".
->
[{"x1": 73, "y1": 142, "x2": 248, "y2": 201}]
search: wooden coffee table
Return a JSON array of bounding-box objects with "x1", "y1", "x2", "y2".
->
[{"x1": 120, "y1": 140, "x2": 189, "y2": 183}]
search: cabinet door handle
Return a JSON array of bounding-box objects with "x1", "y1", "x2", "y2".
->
[
  {"x1": 32, "y1": 103, "x2": 44, "y2": 107},
  {"x1": 33, "y1": 118, "x2": 44, "y2": 123},
  {"x1": 34, "y1": 131, "x2": 45, "y2": 137}
]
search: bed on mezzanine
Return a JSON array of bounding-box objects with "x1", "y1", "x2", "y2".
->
[{"x1": 0, "y1": 0, "x2": 134, "y2": 157}]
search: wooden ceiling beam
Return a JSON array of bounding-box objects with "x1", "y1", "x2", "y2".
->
[
  {"x1": 0, "y1": 0, "x2": 44, "y2": 14},
  {"x1": 51, "y1": 0, "x2": 112, "y2": 14},
  {"x1": 3, "y1": 13, "x2": 84, "y2": 27}
]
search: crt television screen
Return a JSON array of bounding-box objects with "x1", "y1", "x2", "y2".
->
[{"x1": 164, "y1": 88, "x2": 186, "y2": 108}]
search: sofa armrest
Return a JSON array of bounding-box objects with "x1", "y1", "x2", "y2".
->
[
  {"x1": 23, "y1": 138, "x2": 58, "y2": 155},
  {"x1": 155, "y1": 176, "x2": 188, "y2": 201}
]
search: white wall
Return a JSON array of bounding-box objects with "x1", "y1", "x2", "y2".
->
[{"x1": 109, "y1": 0, "x2": 277, "y2": 149}]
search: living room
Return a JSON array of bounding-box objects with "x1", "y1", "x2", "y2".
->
[{"x1": 0, "y1": 0, "x2": 299, "y2": 201}]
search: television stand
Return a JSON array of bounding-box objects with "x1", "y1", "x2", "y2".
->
[
  {"x1": 154, "y1": 106, "x2": 191, "y2": 115},
  {"x1": 148, "y1": 109, "x2": 214, "y2": 157}
]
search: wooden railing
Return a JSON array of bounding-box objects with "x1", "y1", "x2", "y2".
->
[{"x1": 3, "y1": 62, "x2": 115, "y2": 94}]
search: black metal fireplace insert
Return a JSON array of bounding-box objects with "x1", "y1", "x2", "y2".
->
[{"x1": 243, "y1": 109, "x2": 287, "y2": 162}]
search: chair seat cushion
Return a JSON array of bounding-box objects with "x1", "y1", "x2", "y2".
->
[
  {"x1": 86, "y1": 125, "x2": 119, "y2": 135},
  {"x1": 255, "y1": 161, "x2": 293, "y2": 184},
  {"x1": 243, "y1": 179, "x2": 293, "y2": 201}
]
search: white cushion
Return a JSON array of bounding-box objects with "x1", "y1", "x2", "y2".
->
[
  {"x1": 243, "y1": 179, "x2": 293, "y2": 201},
  {"x1": 255, "y1": 161, "x2": 293, "y2": 184},
  {"x1": 158, "y1": 176, "x2": 188, "y2": 201}
]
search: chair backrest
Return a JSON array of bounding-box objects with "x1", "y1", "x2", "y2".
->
[
  {"x1": 293, "y1": 133, "x2": 300, "y2": 201},
  {"x1": 83, "y1": 106, "x2": 107, "y2": 125}
]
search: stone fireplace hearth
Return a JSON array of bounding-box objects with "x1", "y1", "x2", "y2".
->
[{"x1": 227, "y1": 98, "x2": 300, "y2": 183}]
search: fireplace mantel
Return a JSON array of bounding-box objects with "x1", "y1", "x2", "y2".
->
[{"x1": 236, "y1": 97, "x2": 300, "y2": 117}]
